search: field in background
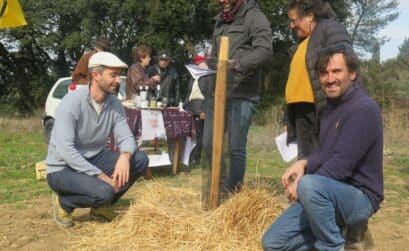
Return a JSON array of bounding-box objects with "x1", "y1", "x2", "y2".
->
[{"x1": 0, "y1": 104, "x2": 407, "y2": 205}]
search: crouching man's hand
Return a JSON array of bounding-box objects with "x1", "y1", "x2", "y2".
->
[
  {"x1": 282, "y1": 159, "x2": 307, "y2": 202},
  {"x1": 112, "y1": 152, "x2": 132, "y2": 189}
]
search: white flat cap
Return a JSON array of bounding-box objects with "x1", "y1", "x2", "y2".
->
[{"x1": 88, "y1": 52, "x2": 128, "y2": 69}]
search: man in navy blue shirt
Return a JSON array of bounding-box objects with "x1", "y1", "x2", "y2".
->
[{"x1": 262, "y1": 45, "x2": 383, "y2": 251}]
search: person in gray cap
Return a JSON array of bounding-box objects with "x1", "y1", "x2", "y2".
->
[
  {"x1": 46, "y1": 51, "x2": 149, "y2": 227},
  {"x1": 147, "y1": 49, "x2": 180, "y2": 107},
  {"x1": 72, "y1": 36, "x2": 112, "y2": 84}
]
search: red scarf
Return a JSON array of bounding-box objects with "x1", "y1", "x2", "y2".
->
[{"x1": 220, "y1": 0, "x2": 244, "y2": 24}]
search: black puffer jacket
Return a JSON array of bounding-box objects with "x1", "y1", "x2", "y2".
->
[
  {"x1": 147, "y1": 64, "x2": 180, "y2": 106},
  {"x1": 291, "y1": 17, "x2": 353, "y2": 115},
  {"x1": 284, "y1": 18, "x2": 353, "y2": 145},
  {"x1": 210, "y1": 0, "x2": 273, "y2": 103}
]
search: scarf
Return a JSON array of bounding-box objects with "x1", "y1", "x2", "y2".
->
[
  {"x1": 220, "y1": 0, "x2": 244, "y2": 24},
  {"x1": 188, "y1": 77, "x2": 205, "y2": 101}
]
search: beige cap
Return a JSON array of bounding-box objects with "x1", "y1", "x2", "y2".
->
[{"x1": 88, "y1": 52, "x2": 128, "y2": 69}]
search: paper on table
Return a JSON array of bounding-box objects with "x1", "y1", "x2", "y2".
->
[
  {"x1": 140, "y1": 110, "x2": 171, "y2": 167},
  {"x1": 275, "y1": 132, "x2": 298, "y2": 162},
  {"x1": 147, "y1": 152, "x2": 171, "y2": 167}
]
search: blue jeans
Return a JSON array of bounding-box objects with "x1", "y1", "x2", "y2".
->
[
  {"x1": 47, "y1": 150, "x2": 149, "y2": 212},
  {"x1": 262, "y1": 175, "x2": 374, "y2": 251},
  {"x1": 202, "y1": 98, "x2": 255, "y2": 195}
]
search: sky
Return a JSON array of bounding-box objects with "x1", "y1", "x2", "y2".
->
[{"x1": 379, "y1": 0, "x2": 409, "y2": 61}]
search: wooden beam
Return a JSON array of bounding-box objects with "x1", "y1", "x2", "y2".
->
[
  {"x1": 209, "y1": 36, "x2": 229, "y2": 209},
  {"x1": 172, "y1": 138, "x2": 182, "y2": 175}
]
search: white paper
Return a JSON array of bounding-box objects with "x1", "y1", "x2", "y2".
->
[
  {"x1": 140, "y1": 110, "x2": 171, "y2": 167},
  {"x1": 140, "y1": 110, "x2": 167, "y2": 141},
  {"x1": 182, "y1": 136, "x2": 197, "y2": 166},
  {"x1": 275, "y1": 132, "x2": 298, "y2": 162},
  {"x1": 147, "y1": 152, "x2": 171, "y2": 167},
  {"x1": 185, "y1": 64, "x2": 216, "y2": 79}
]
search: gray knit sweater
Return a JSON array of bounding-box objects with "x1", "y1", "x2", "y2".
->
[{"x1": 46, "y1": 85, "x2": 136, "y2": 176}]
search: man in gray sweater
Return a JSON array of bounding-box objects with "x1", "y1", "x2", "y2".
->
[{"x1": 46, "y1": 52, "x2": 149, "y2": 227}]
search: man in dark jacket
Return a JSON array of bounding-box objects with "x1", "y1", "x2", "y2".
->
[
  {"x1": 262, "y1": 46, "x2": 383, "y2": 251},
  {"x1": 147, "y1": 50, "x2": 180, "y2": 107},
  {"x1": 202, "y1": 0, "x2": 273, "y2": 203},
  {"x1": 284, "y1": 1, "x2": 371, "y2": 247}
]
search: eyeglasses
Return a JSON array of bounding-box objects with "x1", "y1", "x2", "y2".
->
[
  {"x1": 318, "y1": 43, "x2": 346, "y2": 56},
  {"x1": 288, "y1": 17, "x2": 303, "y2": 26},
  {"x1": 159, "y1": 58, "x2": 170, "y2": 62}
]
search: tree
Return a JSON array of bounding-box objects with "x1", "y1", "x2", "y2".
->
[
  {"x1": 0, "y1": 0, "x2": 401, "y2": 113},
  {"x1": 0, "y1": 0, "x2": 215, "y2": 112},
  {"x1": 363, "y1": 38, "x2": 409, "y2": 103},
  {"x1": 0, "y1": 0, "x2": 54, "y2": 113},
  {"x1": 398, "y1": 37, "x2": 409, "y2": 61},
  {"x1": 371, "y1": 41, "x2": 380, "y2": 64},
  {"x1": 345, "y1": 0, "x2": 399, "y2": 53}
]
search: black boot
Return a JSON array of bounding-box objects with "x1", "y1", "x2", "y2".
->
[{"x1": 345, "y1": 223, "x2": 375, "y2": 250}]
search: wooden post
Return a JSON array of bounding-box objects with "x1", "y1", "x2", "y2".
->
[
  {"x1": 209, "y1": 36, "x2": 229, "y2": 209},
  {"x1": 172, "y1": 137, "x2": 182, "y2": 175},
  {"x1": 145, "y1": 167, "x2": 153, "y2": 179}
]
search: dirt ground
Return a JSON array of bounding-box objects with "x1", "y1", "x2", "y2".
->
[{"x1": 1, "y1": 185, "x2": 408, "y2": 251}]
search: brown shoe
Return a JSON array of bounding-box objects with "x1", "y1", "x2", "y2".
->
[
  {"x1": 90, "y1": 206, "x2": 117, "y2": 221},
  {"x1": 52, "y1": 194, "x2": 74, "y2": 227}
]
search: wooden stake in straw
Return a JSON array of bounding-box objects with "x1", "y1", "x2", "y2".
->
[{"x1": 209, "y1": 36, "x2": 229, "y2": 209}]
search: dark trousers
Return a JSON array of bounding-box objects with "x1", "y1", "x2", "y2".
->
[
  {"x1": 287, "y1": 102, "x2": 320, "y2": 159},
  {"x1": 202, "y1": 98, "x2": 255, "y2": 202},
  {"x1": 190, "y1": 114, "x2": 204, "y2": 162},
  {"x1": 47, "y1": 150, "x2": 149, "y2": 212}
]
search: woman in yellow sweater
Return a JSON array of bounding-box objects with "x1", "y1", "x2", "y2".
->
[{"x1": 284, "y1": 0, "x2": 353, "y2": 159}]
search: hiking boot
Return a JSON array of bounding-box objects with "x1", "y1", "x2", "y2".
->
[
  {"x1": 52, "y1": 194, "x2": 74, "y2": 227},
  {"x1": 345, "y1": 223, "x2": 374, "y2": 251},
  {"x1": 90, "y1": 206, "x2": 117, "y2": 221}
]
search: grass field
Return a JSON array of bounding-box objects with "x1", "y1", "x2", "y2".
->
[
  {"x1": 0, "y1": 121, "x2": 50, "y2": 205},
  {"x1": 0, "y1": 106, "x2": 407, "y2": 208}
]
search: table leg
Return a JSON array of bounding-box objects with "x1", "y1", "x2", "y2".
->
[
  {"x1": 145, "y1": 167, "x2": 153, "y2": 179},
  {"x1": 172, "y1": 137, "x2": 182, "y2": 175}
]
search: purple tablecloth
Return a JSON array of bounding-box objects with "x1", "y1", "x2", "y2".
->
[{"x1": 107, "y1": 107, "x2": 195, "y2": 151}]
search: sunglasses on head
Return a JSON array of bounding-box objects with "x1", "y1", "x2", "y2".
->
[{"x1": 318, "y1": 43, "x2": 346, "y2": 56}]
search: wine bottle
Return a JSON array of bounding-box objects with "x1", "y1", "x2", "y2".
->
[
  {"x1": 156, "y1": 85, "x2": 162, "y2": 107},
  {"x1": 140, "y1": 85, "x2": 147, "y2": 101},
  {"x1": 149, "y1": 86, "x2": 156, "y2": 108}
]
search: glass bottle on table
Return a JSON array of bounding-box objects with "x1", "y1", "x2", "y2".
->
[
  {"x1": 140, "y1": 85, "x2": 149, "y2": 108},
  {"x1": 156, "y1": 84, "x2": 162, "y2": 108},
  {"x1": 162, "y1": 97, "x2": 169, "y2": 108},
  {"x1": 140, "y1": 85, "x2": 147, "y2": 101},
  {"x1": 132, "y1": 93, "x2": 140, "y2": 108},
  {"x1": 149, "y1": 86, "x2": 157, "y2": 108}
]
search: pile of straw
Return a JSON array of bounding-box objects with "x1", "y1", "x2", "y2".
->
[{"x1": 73, "y1": 181, "x2": 285, "y2": 250}]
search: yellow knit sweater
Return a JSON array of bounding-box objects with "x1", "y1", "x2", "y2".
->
[{"x1": 285, "y1": 36, "x2": 314, "y2": 104}]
